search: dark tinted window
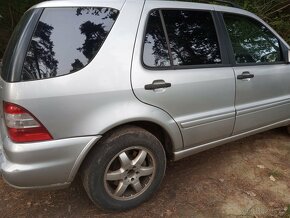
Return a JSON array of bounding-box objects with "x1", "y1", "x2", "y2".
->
[
  {"x1": 22, "y1": 7, "x2": 118, "y2": 81},
  {"x1": 224, "y1": 14, "x2": 282, "y2": 64},
  {"x1": 143, "y1": 10, "x2": 171, "y2": 67},
  {"x1": 162, "y1": 10, "x2": 222, "y2": 66}
]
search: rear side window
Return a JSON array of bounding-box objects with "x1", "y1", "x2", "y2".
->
[
  {"x1": 223, "y1": 14, "x2": 283, "y2": 64},
  {"x1": 22, "y1": 7, "x2": 119, "y2": 81},
  {"x1": 162, "y1": 10, "x2": 222, "y2": 66},
  {"x1": 143, "y1": 9, "x2": 222, "y2": 68},
  {"x1": 143, "y1": 11, "x2": 171, "y2": 67}
]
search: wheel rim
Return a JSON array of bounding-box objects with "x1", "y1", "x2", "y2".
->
[{"x1": 104, "y1": 146, "x2": 156, "y2": 201}]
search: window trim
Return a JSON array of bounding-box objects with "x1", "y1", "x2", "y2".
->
[
  {"x1": 220, "y1": 12, "x2": 287, "y2": 66},
  {"x1": 141, "y1": 8, "x2": 231, "y2": 71},
  {"x1": 159, "y1": 10, "x2": 174, "y2": 66}
]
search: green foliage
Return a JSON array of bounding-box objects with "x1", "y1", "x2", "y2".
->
[
  {"x1": 0, "y1": 0, "x2": 289, "y2": 58},
  {"x1": 180, "y1": 0, "x2": 290, "y2": 43},
  {"x1": 236, "y1": 0, "x2": 290, "y2": 43},
  {"x1": 284, "y1": 205, "x2": 290, "y2": 217},
  {"x1": 0, "y1": 0, "x2": 44, "y2": 57},
  {"x1": 0, "y1": 0, "x2": 41, "y2": 29}
]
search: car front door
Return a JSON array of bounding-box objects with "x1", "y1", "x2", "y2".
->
[
  {"x1": 131, "y1": 2, "x2": 236, "y2": 148},
  {"x1": 222, "y1": 13, "x2": 290, "y2": 134}
]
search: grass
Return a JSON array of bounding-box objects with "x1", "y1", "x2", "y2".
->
[
  {"x1": 268, "y1": 168, "x2": 284, "y2": 179},
  {"x1": 284, "y1": 205, "x2": 290, "y2": 217}
]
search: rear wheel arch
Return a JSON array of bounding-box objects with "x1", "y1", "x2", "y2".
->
[
  {"x1": 86, "y1": 121, "x2": 175, "y2": 163},
  {"x1": 130, "y1": 121, "x2": 174, "y2": 158},
  {"x1": 71, "y1": 118, "x2": 181, "y2": 183}
]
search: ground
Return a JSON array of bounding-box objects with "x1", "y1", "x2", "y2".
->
[{"x1": 1, "y1": 128, "x2": 290, "y2": 217}]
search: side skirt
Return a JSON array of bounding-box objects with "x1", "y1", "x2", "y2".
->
[{"x1": 173, "y1": 119, "x2": 290, "y2": 161}]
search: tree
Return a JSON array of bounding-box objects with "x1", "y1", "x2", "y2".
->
[
  {"x1": 70, "y1": 59, "x2": 84, "y2": 73},
  {"x1": 77, "y1": 21, "x2": 107, "y2": 61},
  {"x1": 0, "y1": 0, "x2": 44, "y2": 58},
  {"x1": 75, "y1": 7, "x2": 118, "y2": 62},
  {"x1": 178, "y1": 0, "x2": 290, "y2": 43},
  {"x1": 76, "y1": 7, "x2": 118, "y2": 20}
]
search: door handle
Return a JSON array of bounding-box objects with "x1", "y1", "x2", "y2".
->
[
  {"x1": 237, "y1": 71, "x2": 254, "y2": 80},
  {"x1": 144, "y1": 80, "x2": 171, "y2": 90}
]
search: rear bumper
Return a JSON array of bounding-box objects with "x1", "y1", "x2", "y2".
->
[{"x1": 1, "y1": 129, "x2": 101, "y2": 189}]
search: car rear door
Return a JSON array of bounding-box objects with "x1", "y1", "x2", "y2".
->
[
  {"x1": 221, "y1": 12, "x2": 290, "y2": 134},
  {"x1": 131, "y1": 1, "x2": 236, "y2": 148}
]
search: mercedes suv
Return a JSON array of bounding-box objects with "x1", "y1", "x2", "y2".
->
[{"x1": 1, "y1": 0, "x2": 290, "y2": 211}]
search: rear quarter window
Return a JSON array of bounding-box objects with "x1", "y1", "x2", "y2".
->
[{"x1": 22, "y1": 7, "x2": 119, "y2": 81}]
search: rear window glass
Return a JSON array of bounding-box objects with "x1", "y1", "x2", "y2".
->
[{"x1": 22, "y1": 7, "x2": 119, "y2": 81}]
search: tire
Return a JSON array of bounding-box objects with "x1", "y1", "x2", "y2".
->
[
  {"x1": 81, "y1": 126, "x2": 166, "y2": 211},
  {"x1": 287, "y1": 126, "x2": 290, "y2": 135}
]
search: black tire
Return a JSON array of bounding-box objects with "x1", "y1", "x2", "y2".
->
[
  {"x1": 81, "y1": 126, "x2": 166, "y2": 211},
  {"x1": 287, "y1": 126, "x2": 290, "y2": 135}
]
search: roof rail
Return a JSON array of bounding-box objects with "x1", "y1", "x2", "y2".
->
[{"x1": 213, "y1": 0, "x2": 242, "y2": 9}]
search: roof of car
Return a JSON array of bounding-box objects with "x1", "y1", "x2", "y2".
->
[{"x1": 32, "y1": 0, "x2": 251, "y2": 16}]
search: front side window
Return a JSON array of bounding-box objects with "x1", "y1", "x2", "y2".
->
[
  {"x1": 162, "y1": 10, "x2": 222, "y2": 66},
  {"x1": 223, "y1": 14, "x2": 283, "y2": 64},
  {"x1": 22, "y1": 7, "x2": 119, "y2": 81}
]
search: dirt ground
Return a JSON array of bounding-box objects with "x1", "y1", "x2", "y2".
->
[{"x1": 1, "y1": 128, "x2": 290, "y2": 217}]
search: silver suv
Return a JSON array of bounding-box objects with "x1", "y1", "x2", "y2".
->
[{"x1": 1, "y1": 0, "x2": 290, "y2": 211}]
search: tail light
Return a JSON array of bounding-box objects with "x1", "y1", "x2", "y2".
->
[{"x1": 3, "y1": 102, "x2": 53, "y2": 143}]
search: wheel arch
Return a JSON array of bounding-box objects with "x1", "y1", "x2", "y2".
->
[
  {"x1": 98, "y1": 120, "x2": 176, "y2": 158},
  {"x1": 69, "y1": 115, "x2": 183, "y2": 183}
]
